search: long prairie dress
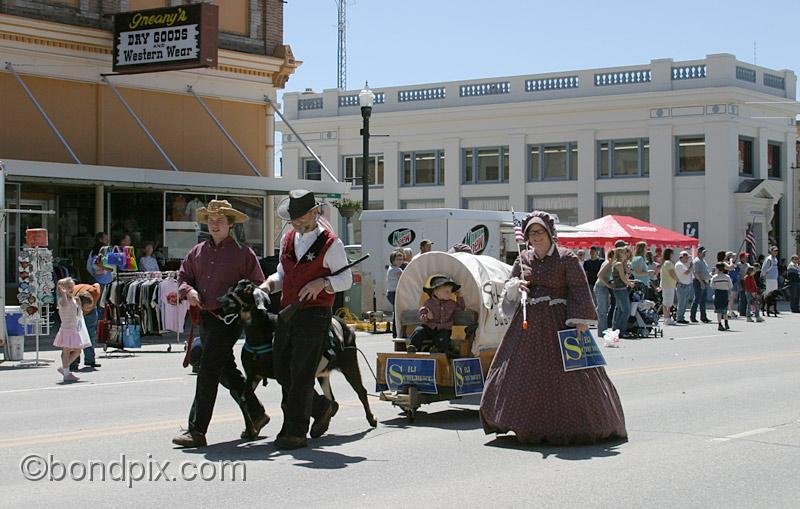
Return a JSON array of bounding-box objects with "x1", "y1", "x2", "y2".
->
[{"x1": 480, "y1": 246, "x2": 627, "y2": 445}]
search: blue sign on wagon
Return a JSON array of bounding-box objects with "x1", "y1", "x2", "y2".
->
[
  {"x1": 452, "y1": 357, "x2": 484, "y2": 396},
  {"x1": 557, "y1": 329, "x2": 607, "y2": 372},
  {"x1": 384, "y1": 358, "x2": 438, "y2": 394}
]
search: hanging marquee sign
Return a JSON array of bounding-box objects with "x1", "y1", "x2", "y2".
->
[{"x1": 113, "y1": 3, "x2": 218, "y2": 74}]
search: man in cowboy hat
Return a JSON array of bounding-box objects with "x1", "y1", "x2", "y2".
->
[
  {"x1": 172, "y1": 200, "x2": 269, "y2": 448},
  {"x1": 261, "y1": 189, "x2": 352, "y2": 449}
]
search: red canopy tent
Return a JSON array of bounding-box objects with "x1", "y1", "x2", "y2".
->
[{"x1": 558, "y1": 215, "x2": 699, "y2": 250}]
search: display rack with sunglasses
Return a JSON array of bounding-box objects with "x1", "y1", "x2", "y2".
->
[{"x1": 16, "y1": 247, "x2": 55, "y2": 366}]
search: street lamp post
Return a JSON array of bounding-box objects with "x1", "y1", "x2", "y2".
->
[{"x1": 359, "y1": 82, "x2": 375, "y2": 211}]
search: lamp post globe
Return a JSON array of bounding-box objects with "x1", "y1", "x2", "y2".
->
[{"x1": 359, "y1": 82, "x2": 375, "y2": 211}]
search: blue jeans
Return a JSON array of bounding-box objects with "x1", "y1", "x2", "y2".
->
[
  {"x1": 83, "y1": 309, "x2": 98, "y2": 364},
  {"x1": 386, "y1": 291, "x2": 397, "y2": 337},
  {"x1": 594, "y1": 282, "x2": 611, "y2": 334},
  {"x1": 676, "y1": 283, "x2": 692, "y2": 321},
  {"x1": 737, "y1": 289, "x2": 748, "y2": 316},
  {"x1": 70, "y1": 307, "x2": 98, "y2": 369},
  {"x1": 612, "y1": 288, "x2": 630, "y2": 333},
  {"x1": 745, "y1": 293, "x2": 761, "y2": 318},
  {"x1": 789, "y1": 281, "x2": 800, "y2": 312},
  {"x1": 691, "y1": 280, "x2": 708, "y2": 321}
]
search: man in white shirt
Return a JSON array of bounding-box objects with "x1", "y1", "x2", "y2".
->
[
  {"x1": 261, "y1": 190, "x2": 352, "y2": 449},
  {"x1": 674, "y1": 251, "x2": 694, "y2": 324}
]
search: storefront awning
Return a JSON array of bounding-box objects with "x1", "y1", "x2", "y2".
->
[{"x1": 2, "y1": 159, "x2": 349, "y2": 198}]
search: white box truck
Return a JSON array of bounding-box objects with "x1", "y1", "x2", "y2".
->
[{"x1": 358, "y1": 208, "x2": 530, "y2": 314}]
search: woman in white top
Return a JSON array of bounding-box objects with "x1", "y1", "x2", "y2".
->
[
  {"x1": 659, "y1": 248, "x2": 679, "y2": 325},
  {"x1": 139, "y1": 242, "x2": 161, "y2": 272}
]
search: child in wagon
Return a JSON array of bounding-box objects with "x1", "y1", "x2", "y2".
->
[{"x1": 407, "y1": 274, "x2": 466, "y2": 355}]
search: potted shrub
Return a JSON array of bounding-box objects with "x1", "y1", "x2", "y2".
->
[{"x1": 333, "y1": 198, "x2": 361, "y2": 218}]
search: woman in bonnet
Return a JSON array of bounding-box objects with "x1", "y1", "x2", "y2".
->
[{"x1": 480, "y1": 211, "x2": 627, "y2": 445}]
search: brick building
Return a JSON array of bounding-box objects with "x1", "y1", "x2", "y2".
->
[{"x1": 0, "y1": 0, "x2": 349, "y2": 301}]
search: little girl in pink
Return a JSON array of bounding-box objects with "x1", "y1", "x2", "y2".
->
[{"x1": 53, "y1": 277, "x2": 82, "y2": 382}]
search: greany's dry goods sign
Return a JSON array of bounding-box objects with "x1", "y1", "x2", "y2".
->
[{"x1": 113, "y1": 3, "x2": 218, "y2": 74}]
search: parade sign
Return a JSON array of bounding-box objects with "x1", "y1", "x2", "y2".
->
[
  {"x1": 113, "y1": 3, "x2": 218, "y2": 74},
  {"x1": 384, "y1": 357, "x2": 437, "y2": 394},
  {"x1": 557, "y1": 329, "x2": 607, "y2": 372},
  {"x1": 452, "y1": 357, "x2": 484, "y2": 396}
]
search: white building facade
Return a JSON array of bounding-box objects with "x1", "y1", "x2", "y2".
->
[{"x1": 278, "y1": 54, "x2": 799, "y2": 257}]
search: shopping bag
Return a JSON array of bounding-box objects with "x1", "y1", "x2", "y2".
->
[
  {"x1": 97, "y1": 306, "x2": 111, "y2": 343},
  {"x1": 107, "y1": 323, "x2": 123, "y2": 347},
  {"x1": 123, "y1": 246, "x2": 138, "y2": 271},
  {"x1": 107, "y1": 246, "x2": 126, "y2": 269},
  {"x1": 602, "y1": 328, "x2": 621, "y2": 348},
  {"x1": 77, "y1": 313, "x2": 92, "y2": 349},
  {"x1": 122, "y1": 323, "x2": 142, "y2": 349}
]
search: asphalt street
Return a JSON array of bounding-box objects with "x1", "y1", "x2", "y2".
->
[{"x1": 0, "y1": 309, "x2": 798, "y2": 508}]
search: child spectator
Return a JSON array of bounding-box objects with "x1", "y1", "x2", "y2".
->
[
  {"x1": 386, "y1": 250, "x2": 404, "y2": 338},
  {"x1": 53, "y1": 277, "x2": 83, "y2": 382},
  {"x1": 743, "y1": 266, "x2": 764, "y2": 322},
  {"x1": 711, "y1": 262, "x2": 733, "y2": 331},
  {"x1": 408, "y1": 275, "x2": 465, "y2": 355}
]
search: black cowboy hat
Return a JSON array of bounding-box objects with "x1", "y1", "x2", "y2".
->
[
  {"x1": 423, "y1": 274, "x2": 461, "y2": 295},
  {"x1": 277, "y1": 189, "x2": 322, "y2": 220}
]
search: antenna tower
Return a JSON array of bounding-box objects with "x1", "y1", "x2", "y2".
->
[{"x1": 337, "y1": 0, "x2": 347, "y2": 89}]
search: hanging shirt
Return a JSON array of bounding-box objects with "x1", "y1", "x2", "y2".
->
[{"x1": 160, "y1": 278, "x2": 189, "y2": 332}]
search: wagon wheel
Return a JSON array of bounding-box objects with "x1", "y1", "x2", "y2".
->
[{"x1": 405, "y1": 386, "x2": 420, "y2": 422}]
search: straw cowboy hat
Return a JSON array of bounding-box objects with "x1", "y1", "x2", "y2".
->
[
  {"x1": 195, "y1": 199, "x2": 249, "y2": 224},
  {"x1": 277, "y1": 189, "x2": 321, "y2": 221}
]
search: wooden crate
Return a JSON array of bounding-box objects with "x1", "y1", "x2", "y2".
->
[{"x1": 478, "y1": 348, "x2": 497, "y2": 377}]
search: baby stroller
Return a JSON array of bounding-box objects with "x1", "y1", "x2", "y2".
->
[{"x1": 627, "y1": 281, "x2": 664, "y2": 338}]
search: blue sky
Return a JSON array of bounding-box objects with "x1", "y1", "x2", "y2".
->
[
  {"x1": 282, "y1": 0, "x2": 799, "y2": 94},
  {"x1": 277, "y1": 0, "x2": 800, "y2": 172}
]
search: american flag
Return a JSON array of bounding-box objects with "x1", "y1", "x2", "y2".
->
[
  {"x1": 745, "y1": 224, "x2": 757, "y2": 263},
  {"x1": 512, "y1": 209, "x2": 526, "y2": 246}
]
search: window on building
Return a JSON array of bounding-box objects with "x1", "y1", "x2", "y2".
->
[
  {"x1": 302, "y1": 159, "x2": 322, "y2": 180},
  {"x1": 768, "y1": 142, "x2": 782, "y2": 179},
  {"x1": 463, "y1": 146, "x2": 509, "y2": 183},
  {"x1": 739, "y1": 137, "x2": 754, "y2": 176},
  {"x1": 462, "y1": 197, "x2": 510, "y2": 211},
  {"x1": 528, "y1": 143, "x2": 577, "y2": 181},
  {"x1": 401, "y1": 199, "x2": 446, "y2": 209},
  {"x1": 676, "y1": 136, "x2": 705, "y2": 174},
  {"x1": 600, "y1": 193, "x2": 650, "y2": 221},
  {"x1": 528, "y1": 195, "x2": 579, "y2": 225},
  {"x1": 343, "y1": 154, "x2": 384, "y2": 186},
  {"x1": 401, "y1": 150, "x2": 445, "y2": 186},
  {"x1": 597, "y1": 139, "x2": 649, "y2": 178}
]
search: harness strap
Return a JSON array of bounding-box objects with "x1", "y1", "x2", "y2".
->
[{"x1": 243, "y1": 342, "x2": 273, "y2": 355}]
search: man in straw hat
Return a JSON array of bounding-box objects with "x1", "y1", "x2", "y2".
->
[
  {"x1": 261, "y1": 189, "x2": 352, "y2": 449},
  {"x1": 172, "y1": 200, "x2": 269, "y2": 448}
]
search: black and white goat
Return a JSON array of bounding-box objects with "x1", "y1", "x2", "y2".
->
[{"x1": 219, "y1": 279, "x2": 378, "y2": 430}]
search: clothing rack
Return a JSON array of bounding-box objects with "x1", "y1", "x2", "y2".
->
[{"x1": 102, "y1": 270, "x2": 185, "y2": 353}]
